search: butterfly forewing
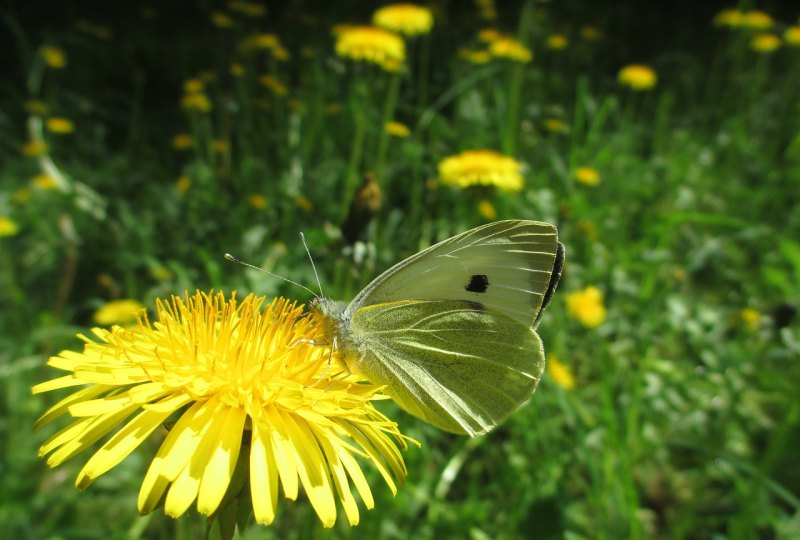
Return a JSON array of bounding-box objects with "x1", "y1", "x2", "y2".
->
[{"x1": 346, "y1": 220, "x2": 560, "y2": 327}]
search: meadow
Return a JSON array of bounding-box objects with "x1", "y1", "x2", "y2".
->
[{"x1": 1, "y1": 1, "x2": 799, "y2": 539}]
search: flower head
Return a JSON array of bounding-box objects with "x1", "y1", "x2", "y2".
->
[
  {"x1": 46, "y1": 117, "x2": 75, "y2": 134},
  {"x1": 373, "y1": 4, "x2": 434, "y2": 37},
  {"x1": 713, "y1": 9, "x2": 743, "y2": 28},
  {"x1": 546, "y1": 34, "x2": 568, "y2": 50},
  {"x1": 618, "y1": 64, "x2": 657, "y2": 91},
  {"x1": 566, "y1": 286, "x2": 606, "y2": 328},
  {"x1": 33, "y1": 292, "x2": 410, "y2": 528},
  {"x1": 438, "y1": 150, "x2": 524, "y2": 192},
  {"x1": 385, "y1": 121, "x2": 410, "y2": 138},
  {"x1": 335, "y1": 26, "x2": 405, "y2": 71},
  {"x1": 477, "y1": 199, "x2": 497, "y2": 220},
  {"x1": 40, "y1": 45, "x2": 67, "y2": 68},
  {"x1": 740, "y1": 11, "x2": 773, "y2": 30},
  {"x1": 0, "y1": 216, "x2": 19, "y2": 237},
  {"x1": 458, "y1": 48, "x2": 491, "y2": 64},
  {"x1": 546, "y1": 354, "x2": 575, "y2": 390},
  {"x1": 739, "y1": 307, "x2": 762, "y2": 331},
  {"x1": 93, "y1": 299, "x2": 146, "y2": 326},
  {"x1": 22, "y1": 140, "x2": 48, "y2": 157},
  {"x1": 785, "y1": 26, "x2": 800, "y2": 46},
  {"x1": 750, "y1": 33, "x2": 781, "y2": 53},
  {"x1": 32, "y1": 174, "x2": 60, "y2": 190},
  {"x1": 488, "y1": 36, "x2": 532, "y2": 62},
  {"x1": 574, "y1": 167, "x2": 600, "y2": 186}
]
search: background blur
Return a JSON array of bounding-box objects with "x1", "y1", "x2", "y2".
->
[{"x1": 2, "y1": 1, "x2": 799, "y2": 538}]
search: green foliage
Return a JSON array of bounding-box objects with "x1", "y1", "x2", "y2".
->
[{"x1": 1, "y1": 1, "x2": 799, "y2": 538}]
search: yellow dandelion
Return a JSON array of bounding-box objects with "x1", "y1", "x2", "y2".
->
[
  {"x1": 272, "y1": 46, "x2": 291, "y2": 61},
  {"x1": 385, "y1": 121, "x2": 410, "y2": 137},
  {"x1": 546, "y1": 34, "x2": 569, "y2": 50},
  {"x1": 751, "y1": 33, "x2": 781, "y2": 53},
  {"x1": 40, "y1": 45, "x2": 67, "y2": 68},
  {"x1": 259, "y1": 75, "x2": 288, "y2": 96},
  {"x1": 372, "y1": 4, "x2": 434, "y2": 37},
  {"x1": 171, "y1": 134, "x2": 193, "y2": 150},
  {"x1": 546, "y1": 354, "x2": 575, "y2": 390},
  {"x1": 566, "y1": 286, "x2": 606, "y2": 328},
  {"x1": 228, "y1": 0, "x2": 267, "y2": 18},
  {"x1": 32, "y1": 174, "x2": 59, "y2": 190},
  {"x1": 543, "y1": 118, "x2": 569, "y2": 134},
  {"x1": 241, "y1": 33, "x2": 279, "y2": 51},
  {"x1": 0, "y1": 217, "x2": 20, "y2": 237},
  {"x1": 438, "y1": 149, "x2": 524, "y2": 192},
  {"x1": 150, "y1": 266, "x2": 172, "y2": 281},
  {"x1": 477, "y1": 28, "x2": 501, "y2": 42},
  {"x1": 183, "y1": 79, "x2": 204, "y2": 94},
  {"x1": 33, "y1": 292, "x2": 410, "y2": 528},
  {"x1": 580, "y1": 25, "x2": 602, "y2": 41},
  {"x1": 93, "y1": 299, "x2": 146, "y2": 326},
  {"x1": 46, "y1": 117, "x2": 75, "y2": 134},
  {"x1": 785, "y1": 26, "x2": 800, "y2": 46},
  {"x1": 211, "y1": 11, "x2": 234, "y2": 28},
  {"x1": 574, "y1": 167, "x2": 600, "y2": 186},
  {"x1": 477, "y1": 199, "x2": 497, "y2": 220},
  {"x1": 181, "y1": 93, "x2": 212, "y2": 112},
  {"x1": 335, "y1": 26, "x2": 406, "y2": 72},
  {"x1": 488, "y1": 36, "x2": 532, "y2": 62},
  {"x1": 176, "y1": 175, "x2": 191, "y2": 193},
  {"x1": 295, "y1": 196, "x2": 314, "y2": 211},
  {"x1": 24, "y1": 99, "x2": 49, "y2": 115},
  {"x1": 230, "y1": 62, "x2": 245, "y2": 76},
  {"x1": 458, "y1": 48, "x2": 491, "y2": 64},
  {"x1": 740, "y1": 11, "x2": 773, "y2": 30},
  {"x1": 739, "y1": 308, "x2": 762, "y2": 331},
  {"x1": 713, "y1": 9, "x2": 743, "y2": 27},
  {"x1": 248, "y1": 194, "x2": 268, "y2": 209},
  {"x1": 22, "y1": 140, "x2": 48, "y2": 157},
  {"x1": 618, "y1": 64, "x2": 657, "y2": 91}
]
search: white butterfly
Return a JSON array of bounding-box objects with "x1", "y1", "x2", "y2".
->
[{"x1": 311, "y1": 220, "x2": 564, "y2": 436}]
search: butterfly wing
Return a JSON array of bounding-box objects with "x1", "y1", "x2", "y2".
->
[
  {"x1": 345, "y1": 299, "x2": 544, "y2": 436},
  {"x1": 345, "y1": 220, "x2": 562, "y2": 328}
]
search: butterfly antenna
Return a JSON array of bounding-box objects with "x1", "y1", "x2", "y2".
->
[
  {"x1": 224, "y1": 253, "x2": 317, "y2": 296},
  {"x1": 299, "y1": 232, "x2": 324, "y2": 297}
]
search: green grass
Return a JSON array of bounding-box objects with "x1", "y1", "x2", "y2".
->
[{"x1": 2, "y1": 1, "x2": 799, "y2": 538}]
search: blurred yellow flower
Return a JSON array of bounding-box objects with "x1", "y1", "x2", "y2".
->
[
  {"x1": 575, "y1": 218, "x2": 598, "y2": 241},
  {"x1": 476, "y1": 0, "x2": 496, "y2": 20},
  {"x1": 259, "y1": 75, "x2": 288, "y2": 96},
  {"x1": 150, "y1": 265, "x2": 172, "y2": 281},
  {"x1": 210, "y1": 139, "x2": 229, "y2": 153},
  {"x1": 211, "y1": 11, "x2": 234, "y2": 28},
  {"x1": 785, "y1": 26, "x2": 800, "y2": 46},
  {"x1": 458, "y1": 48, "x2": 491, "y2": 64},
  {"x1": 739, "y1": 308, "x2": 762, "y2": 331},
  {"x1": 228, "y1": 0, "x2": 266, "y2": 17},
  {"x1": 438, "y1": 149, "x2": 524, "y2": 192},
  {"x1": 24, "y1": 99, "x2": 49, "y2": 115},
  {"x1": 46, "y1": 117, "x2": 74, "y2": 134},
  {"x1": 12, "y1": 189, "x2": 31, "y2": 203},
  {"x1": 566, "y1": 286, "x2": 606, "y2": 328},
  {"x1": 546, "y1": 34, "x2": 569, "y2": 50},
  {"x1": 477, "y1": 28, "x2": 501, "y2": 42},
  {"x1": 547, "y1": 354, "x2": 575, "y2": 390},
  {"x1": 171, "y1": 133, "x2": 192, "y2": 150},
  {"x1": 248, "y1": 194, "x2": 268, "y2": 209},
  {"x1": 33, "y1": 292, "x2": 410, "y2": 528},
  {"x1": 335, "y1": 26, "x2": 405, "y2": 71},
  {"x1": 176, "y1": 175, "x2": 191, "y2": 193},
  {"x1": 478, "y1": 199, "x2": 497, "y2": 220},
  {"x1": 713, "y1": 9, "x2": 743, "y2": 27},
  {"x1": 543, "y1": 118, "x2": 569, "y2": 134},
  {"x1": 22, "y1": 140, "x2": 47, "y2": 157},
  {"x1": 32, "y1": 174, "x2": 59, "y2": 190},
  {"x1": 0, "y1": 217, "x2": 20, "y2": 237},
  {"x1": 373, "y1": 4, "x2": 434, "y2": 37},
  {"x1": 183, "y1": 78, "x2": 204, "y2": 94},
  {"x1": 40, "y1": 46, "x2": 67, "y2": 68},
  {"x1": 295, "y1": 195, "x2": 313, "y2": 211},
  {"x1": 618, "y1": 64, "x2": 657, "y2": 91},
  {"x1": 230, "y1": 62, "x2": 245, "y2": 76},
  {"x1": 241, "y1": 33, "x2": 279, "y2": 51},
  {"x1": 272, "y1": 46, "x2": 290, "y2": 61},
  {"x1": 385, "y1": 121, "x2": 410, "y2": 137},
  {"x1": 580, "y1": 25, "x2": 602, "y2": 41},
  {"x1": 181, "y1": 93, "x2": 212, "y2": 112},
  {"x1": 751, "y1": 33, "x2": 781, "y2": 53},
  {"x1": 740, "y1": 10, "x2": 773, "y2": 30},
  {"x1": 574, "y1": 167, "x2": 600, "y2": 186},
  {"x1": 93, "y1": 299, "x2": 146, "y2": 326},
  {"x1": 488, "y1": 36, "x2": 532, "y2": 62}
]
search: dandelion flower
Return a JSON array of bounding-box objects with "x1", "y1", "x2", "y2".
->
[
  {"x1": 0, "y1": 217, "x2": 20, "y2": 237},
  {"x1": 22, "y1": 140, "x2": 48, "y2": 157},
  {"x1": 33, "y1": 292, "x2": 410, "y2": 528},
  {"x1": 546, "y1": 354, "x2": 575, "y2": 390},
  {"x1": 294, "y1": 196, "x2": 314, "y2": 211},
  {"x1": 477, "y1": 199, "x2": 497, "y2": 220},
  {"x1": 176, "y1": 176, "x2": 191, "y2": 193},
  {"x1": 248, "y1": 194, "x2": 267, "y2": 209},
  {"x1": 750, "y1": 33, "x2": 781, "y2": 53},
  {"x1": 211, "y1": 11, "x2": 234, "y2": 28},
  {"x1": 24, "y1": 99, "x2": 49, "y2": 115},
  {"x1": 172, "y1": 134, "x2": 192, "y2": 150},
  {"x1": 713, "y1": 9, "x2": 743, "y2": 28},
  {"x1": 574, "y1": 167, "x2": 600, "y2": 186},
  {"x1": 543, "y1": 118, "x2": 569, "y2": 134},
  {"x1": 488, "y1": 36, "x2": 532, "y2": 63},
  {"x1": 93, "y1": 299, "x2": 146, "y2": 326},
  {"x1": 259, "y1": 75, "x2": 288, "y2": 96},
  {"x1": 740, "y1": 11, "x2": 773, "y2": 30},
  {"x1": 228, "y1": 0, "x2": 267, "y2": 18},
  {"x1": 739, "y1": 308, "x2": 762, "y2": 331},
  {"x1": 546, "y1": 34, "x2": 568, "y2": 50},
  {"x1": 384, "y1": 121, "x2": 410, "y2": 138},
  {"x1": 458, "y1": 48, "x2": 491, "y2": 64},
  {"x1": 181, "y1": 93, "x2": 212, "y2": 113},
  {"x1": 618, "y1": 64, "x2": 657, "y2": 91},
  {"x1": 40, "y1": 46, "x2": 67, "y2": 68},
  {"x1": 785, "y1": 26, "x2": 800, "y2": 46},
  {"x1": 373, "y1": 4, "x2": 434, "y2": 37},
  {"x1": 46, "y1": 117, "x2": 75, "y2": 134},
  {"x1": 477, "y1": 28, "x2": 501, "y2": 42},
  {"x1": 566, "y1": 286, "x2": 606, "y2": 328},
  {"x1": 438, "y1": 149, "x2": 524, "y2": 192},
  {"x1": 580, "y1": 25, "x2": 602, "y2": 41},
  {"x1": 335, "y1": 26, "x2": 405, "y2": 71},
  {"x1": 32, "y1": 174, "x2": 60, "y2": 190},
  {"x1": 241, "y1": 33, "x2": 280, "y2": 51}
]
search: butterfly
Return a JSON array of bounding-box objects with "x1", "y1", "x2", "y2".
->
[{"x1": 311, "y1": 220, "x2": 564, "y2": 437}]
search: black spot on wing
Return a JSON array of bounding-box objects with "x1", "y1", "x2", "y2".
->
[{"x1": 465, "y1": 274, "x2": 489, "y2": 293}]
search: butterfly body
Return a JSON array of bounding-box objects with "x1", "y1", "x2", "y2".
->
[{"x1": 311, "y1": 220, "x2": 563, "y2": 436}]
